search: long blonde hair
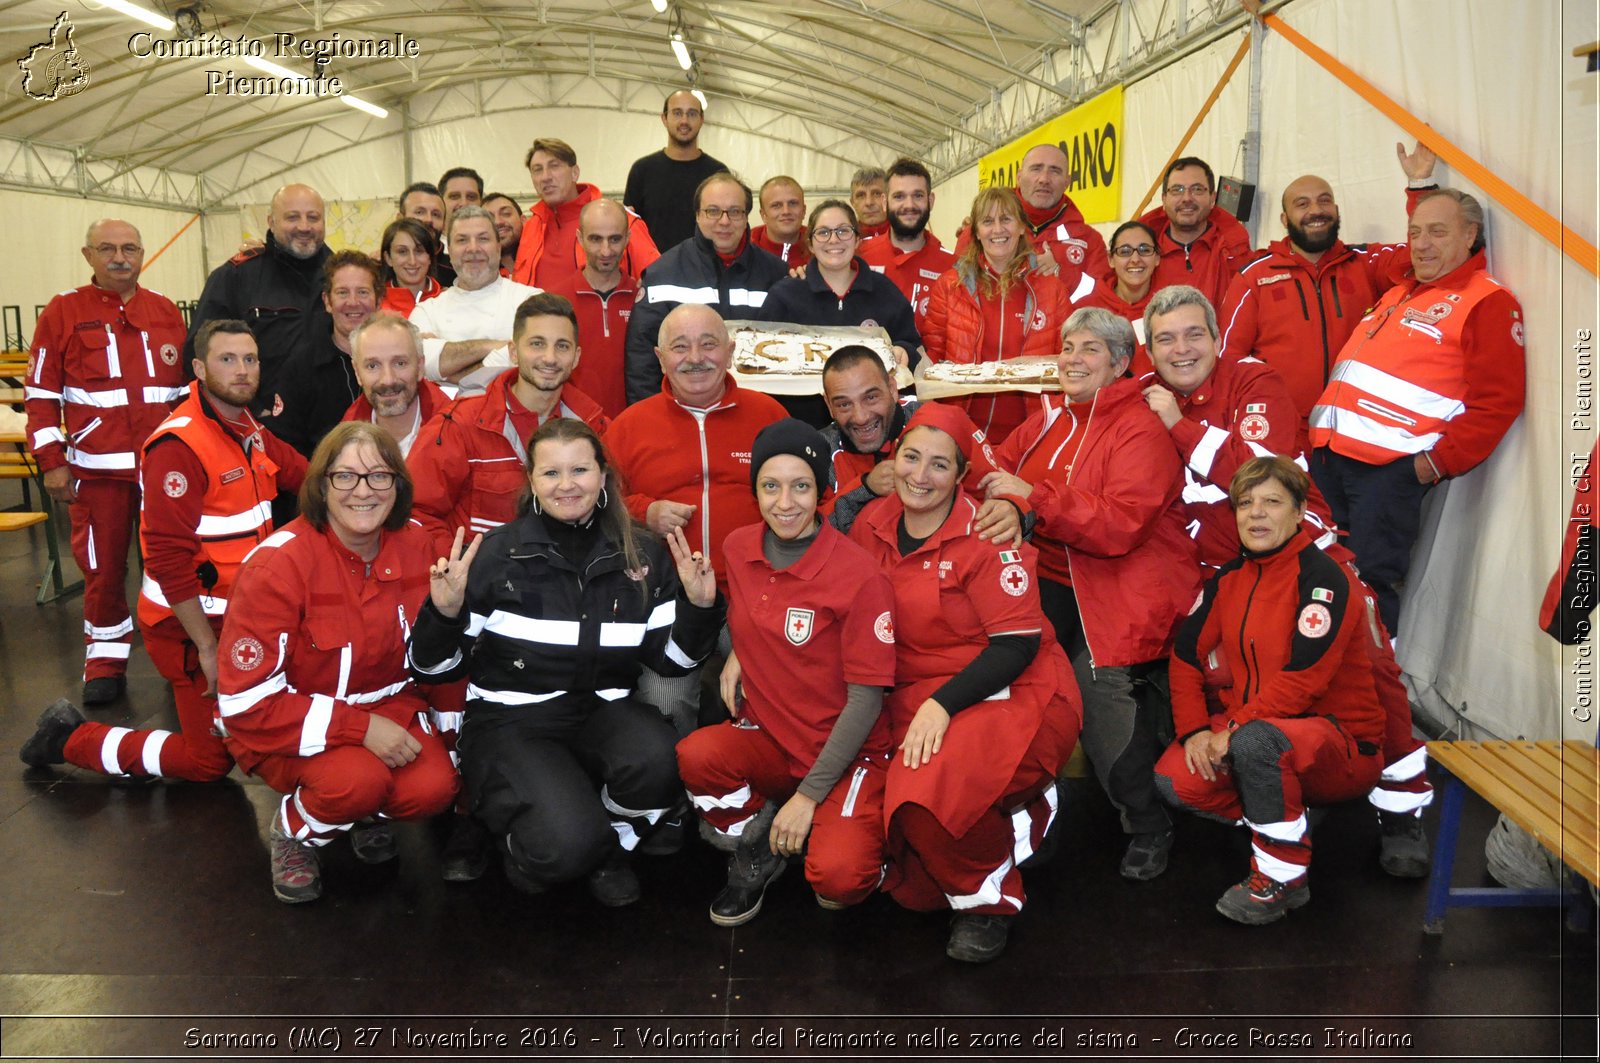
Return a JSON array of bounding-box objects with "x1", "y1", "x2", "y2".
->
[{"x1": 957, "y1": 186, "x2": 1033, "y2": 297}]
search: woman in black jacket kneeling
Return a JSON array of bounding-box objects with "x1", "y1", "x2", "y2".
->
[{"x1": 409, "y1": 417, "x2": 723, "y2": 905}]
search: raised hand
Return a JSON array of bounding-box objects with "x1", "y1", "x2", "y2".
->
[
  {"x1": 666, "y1": 525, "x2": 716, "y2": 607},
  {"x1": 429, "y1": 527, "x2": 482, "y2": 619}
]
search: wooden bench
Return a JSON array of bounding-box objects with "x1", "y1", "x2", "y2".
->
[
  {"x1": 0, "y1": 511, "x2": 47, "y2": 533},
  {"x1": 0, "y1": 430, "x2": 82, "y2": 604},
  {"x1": 1423, "y1": 739, "x2": 1599, "y2": 933}
]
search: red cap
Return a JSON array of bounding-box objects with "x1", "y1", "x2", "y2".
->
[{"x1": 902, "y1": 403, "x2": 984, "y2": 463}]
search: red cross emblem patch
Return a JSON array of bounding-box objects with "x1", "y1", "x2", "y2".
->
[
  {"x1": 162, "y1": 470, "x2": 188, "y2": 498},
  {"x1": 873, "y1": 611, "x2": 894, "y2": 644},
  {"x1": 1000, "y1": 563, "x2": 1030, "y2": 597},
  {"x1": 1297, "y1": 603, "x2": 1332, "y2": 638},
  {"x1": 1239, "y1": 413, "x2": 1270, "y2": 442},
  {"x1": 784, "y1": 607, "x2": 815, "y2": 646},
  {"x1": 230, "y1": 636, "x2": 265, "y2": 671}
]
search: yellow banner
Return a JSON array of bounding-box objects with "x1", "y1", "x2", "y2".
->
[{"x1": 978, "y1": 86, "x2": 1124, "y2": 224}]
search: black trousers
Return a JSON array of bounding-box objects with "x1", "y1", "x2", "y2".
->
[
  {"x1": 1310, "y1": 448, "x2": 1432, "y2": 635},
  {"x1": 459, "y1": 697, "x2": 683, "y2": 887}
]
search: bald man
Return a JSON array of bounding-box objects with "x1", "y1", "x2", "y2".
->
[
  {"x1": 185, "y1": 182, "x2": 332, "y2": 410},
  {"x1": 26, "y1": 220, "x2": 188, "y2": 703},
  {"x1": 954, "y1": 144, "x2": 1110, "y2": 280},
  {"x1": 542, "y1": 198, "x2": 641, "y2": 417},
  {"x1": 1218, "y1": 145, "x2": 1438, "y2": 421}
]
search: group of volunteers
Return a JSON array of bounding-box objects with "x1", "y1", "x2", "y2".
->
[{"x1": 19, "y1": 87, "x2": 1524, "y2": 964}]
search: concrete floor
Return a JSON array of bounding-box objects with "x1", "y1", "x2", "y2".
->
[{"x1": 0, "y1": 478, "x2": 1594, "y2": 1061}]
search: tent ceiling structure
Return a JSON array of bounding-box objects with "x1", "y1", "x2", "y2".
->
[{"x1": 0, "y1": 0, "x2": 1258, "y2": 209}]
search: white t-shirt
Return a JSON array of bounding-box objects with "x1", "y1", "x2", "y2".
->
[{"x1": 408, "y1": 276, "x2": 542, "y2": 395}]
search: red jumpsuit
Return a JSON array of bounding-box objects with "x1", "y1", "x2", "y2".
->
[
  {"x1": 858, "y1": 232, "x2": 956, "y2": 331},
  {"x1": 25, "y1": 282, "x2": 187, "y2": 681},
  {"x1": 216, "y1": 519, "x2": 458, "y2": 844},
  {"x1": 1157, "y1": 529, "x2": 1385, "y2": 884},
  {"x1": 59, "y1": 387, "x2": 305, "y2": 781},
  {"x1": 678, "y1": 521, "x2": 897, "y2": 905},
  {"x1": 850, "y1": 491, "x2": 1080, "y2": 915}
]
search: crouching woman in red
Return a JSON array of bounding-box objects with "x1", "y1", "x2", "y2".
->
[
  {"x1": 848, "y1": 404, "x2": 1081, "y2": 964},
  {"x1": 216, "y1": 422, "x2": 458, "y2": 904},
  {"x1": 678, "y1": 419, "x2": 898, "y2": 927},
  {"x1": 1155, "y1": 456, "x2": 1385, "y2": 925}
]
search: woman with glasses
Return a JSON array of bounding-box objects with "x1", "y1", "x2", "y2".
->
[
  {"x1": 922, "y1": 187, "x2": 1087, "y2": 445},
  {"x1": 758, "y1": 200, "x2": 922, "y2": 426},
  {"x1": 378, "y1": 218, "x2": 441, "y2": 315},
  {"x1": 215, "y1": 422, "x2": 458, "y2": 904},
  {"x1": 1082, "y1": 220, "x2": 1161, "y2": 377},
  {"x1": 408, "y1": 418, "x2": 725, "y2": 907}
]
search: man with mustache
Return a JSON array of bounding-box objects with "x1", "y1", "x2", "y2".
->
[
  {"x1": 185, "y1": 183, "x2": 331, "y2": 410},
  {"x1": 607, "y1": 303, "x2": 785, "y2": 734},
  {"x1": 340, "y1": 313, "x2": 447, "y2": 458},
  {"x1": 24, "y1": 218, "x2": 188, "y2": 705},
  {"x1": 408, "y1": 206, "x2": 541, "y2": 396},
  {"x1": 849, "y1": 167, "x2": 890, "y2": 239},
  {"x1": 858, "y1": 157, "x2": 956, "y2": 331},
  {"x1": 1218, "y1": 143, "x2": 1439, "y2": 422},
  {"x1": 624, "y1": 90, "x2": 729, "y2": 251}
]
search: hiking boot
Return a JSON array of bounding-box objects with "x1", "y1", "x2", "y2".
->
[
  {"x1": 269, "y1": 825, "x2": 322, "y2": 904},
  {"x1": 1119, "y1": 829, "x2": 1175, "y2": 880},
  {"x1": 710, "y1": 842, "x2": 786, "y2": 927},
  {"x1": 946, "y1": 913, "x2": 1012, "y2": 963},
  {"x1": 349, "y1": 820, "x2": 397, "y2": 864},
  {"x1": 1215, "y1": 870, "x2": 1309, "y2": 925},
  {"x1": 440, "y1": 813, "x2": 489, "y2": 882},
  {"x1": 1378, "y1": 810, "x2": 1431, "y2": 878},
  {"x1": 82, "y1": 676, "x2": 125, "y2": 707},
  {"x1": 586, "y1": 850, "x2": 641, "y2": 908},
  {"x1": 20, "y1": 699, "x2": 85, "y2": 767}
]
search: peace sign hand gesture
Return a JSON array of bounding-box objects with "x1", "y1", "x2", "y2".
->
[
  {"x1": 429, "y1": 527, "x2": 483, "y2": 619},
  {"x1": 666, "y1": 526, "x2": 717, "y2": 608}
]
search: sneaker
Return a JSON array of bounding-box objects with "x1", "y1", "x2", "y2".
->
[
  {"x1": 82, "y1": 676, "x2": 125, "y2": 706},
  {"x1": 709, "y1": 843, "x2": 787, "y2": 927},
  {"x1": 1378, "y1": 810, "x2": 1431, "y2": 878},
  {"x1": 349, "y1": 820, "x2": 397, "y2": 864},
  {"x1": 946, "y1": 913, "x2": 1012, "y2": 963},
  {"x1": 1119, "y1": 829, "x2": 1174, "y2": 880},
  {"x1": 440, "y1": 813, "x2": 490, "y2": 882},
  {"x1": 269, "y1": 825, "x2": 322, "y2": 904},
  {"x1": 586, "y1": 850, "x2": 642, "y2": 908},
  {"x1": 20, "y1": 699, "x2": 85, "y2": 767},
  {"x1": 1215, "y1": 870, "x2": 1309, "y2": 925},
  {"x1": 638, "y1": 817, "x2": 685, "y2": 856}
]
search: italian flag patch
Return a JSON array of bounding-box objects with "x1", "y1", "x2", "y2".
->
[
  {"x1": 1244, "y1": 402, "x2": 1267, "y2": 413},
  {"x1": 1311, "y1": 587, "x2": 1335, "y2": 602},
  {"x1": 999, "y1": 550, "x2": 1022, "y2": 563}
]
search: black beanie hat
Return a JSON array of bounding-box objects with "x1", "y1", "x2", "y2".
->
[{"x1": 750, "y1": 418, "x2": 833, "y2": 493}]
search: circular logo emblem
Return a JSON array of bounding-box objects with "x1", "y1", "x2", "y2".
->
[
  {"x1": 860, "y1": 318, "x2": 879, "y2": 329},
  {"x1": 1297, "y1": 603, "x2": 1332, "y2": 638},
  {"x1": 1030, "y1": 309, "x2": 1048, "y2": 331},
  {"x1": 873, "y1": 610, "x2": 895, "y2": 644},
  {"x1": 999, "y1": 563, "x2": 1030, "y2": 597},
  {"x1": 1511, "y1": 321, "x2": 1524, "y2": 347},
  {"x1": 270, "y1": 393, "x2": 284, "y2": 418},
  {"x1": 1239, "y1": 413, "x2": 1270, "y2": 442},
  {"x1": 159, "y1": 343, "x2": 179, "y2": 366},
  {"x1": 1066, "y1": 243, "x2": 1085, "y2": 264},
  {"x1": 162, "y1": 470, "x2": 187, "y2": 497},
  {"x1": 230, "y1": 636, "x2": 265, "y2": 671}
]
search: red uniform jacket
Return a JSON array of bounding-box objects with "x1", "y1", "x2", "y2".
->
[
  {"x1": 1170, "y1": 528, "x2": 1385, "y2": 748},
  {"x1": 216, "y1": 519, "x2": 437, "y2": 771},
  {"x1": 956, "y1": 195, "x2": 1112, "y2": 284},
  {"x1": 750, "y1": 225, "x2": 811, "y2": 269},
  {"x1": 511, "y1": 184, "x2": 659, "y2": 289},
  {"x1": 849, "y1": 490, "x2": 1078, "y2": 835},
  {"x1": 407, "y1": 368, "x2": 609, "y2": 555},
  {"x1": 341, "y1": 378, "x2": 449, "y2": 436},
  {"x1": 26, "y1": 283, "x2": 187, "y2": 480},
  {"x1": 996, "y1": 377, "x2": 1200, "y2": 667},
  {"x1": 605, "y1": 376, "x2": 786, "y2": 590},
  {"x1": 379, "y1": 277, "x2": 442, "y2": 316},
  {"x1": 546, "y1": 272, "x2": 638, "y2": 418},
  {"x1": 858, "y1": 232, "x2": 956, "y2": 330},
  {"x1": 1138, "y1": 204, "x2": 1253, "y2": 311}
]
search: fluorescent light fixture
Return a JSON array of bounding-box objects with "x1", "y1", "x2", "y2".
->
[
  {"x1": 341, "y1": 95, "x2": 388, "y2": 118},
  {"x1": 671, "y1": 34, "x2": 692, "y2": 70},
  {"x1": 244, "y1": 55, "x2": 302, "y2": 81},
  {"x1": 650, "y1": 0, "x2": 668, "y2": 11},
  {"x1": 98, "y1": 0, "x2": 175, "y2": 30},
  {"x1": 690, "y1": 88, "x2": 708, "y2": 109}
]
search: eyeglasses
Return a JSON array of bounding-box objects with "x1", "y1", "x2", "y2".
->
[
  {"x1": 699, "y1": 206, "x2": 747, "y2": 221},
  {"x1": 812, "y1": 226, "x2": 857, "y2": 242},
  {"x1": 1164, "y1": 183, "x2": 1211, "y2": 198},
  {"x1": 1111, "y1": 243, "x2": 1158, "y2": 258},
  {"x1": 667, "y1": 108, "x2": 702, "y2": 120},
  {"x1": 327, "y1": 470, "x2": 396, "y2": 491},
  {"x1": 91, "y1": 244, "x2": 143, "y2": 257}
]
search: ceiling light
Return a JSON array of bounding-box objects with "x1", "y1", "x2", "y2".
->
[
  {"x1": 244, "y1": 55, "x2": 302, "y2": 81},
  {"x1": 671, "y1": 34, "x2": 692, "y2": 70},
  {"x1": 650, "y1": 0, "x2": 668, "y2": 12},
  {"x1": 690, "y1": 88, "x2": 707, "y2": 109},
  {"x1": 341, "y1": 95, "x2": 388, "y2": 118},
  {"x1": 97, "y1": 0, "x2": 174, "y2": 30}
]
